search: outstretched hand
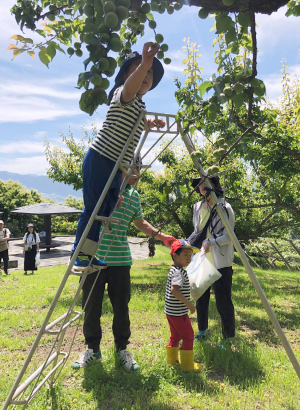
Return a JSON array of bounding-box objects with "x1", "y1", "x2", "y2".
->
[
  {"x1": 161, "y1": 235, "x2": 176, "y2": 248},
  {"x1": 141, "y1": 42, "x2": 160, "y2": 70},
  {"x1": 147, "y1": 117, "x2": 166, "y2": 129}
]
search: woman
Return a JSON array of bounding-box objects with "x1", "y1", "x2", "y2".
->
[
  {"x1": 23, "y1": 223, "x2": 40, "y2": 275},
  {"x1": 191, "y1": 174, "x2": 235, "y2": 344}
]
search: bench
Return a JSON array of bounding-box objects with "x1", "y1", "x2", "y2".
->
[{"x1": 0, "y1": 260, "x2": 18, "y2": 269}]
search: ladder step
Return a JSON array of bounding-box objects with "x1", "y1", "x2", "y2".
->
[
  {"x1": 70, "y1": 265, "x2": 107, "y2": 277},
  {"x1": 44, "y1": 311, "x2": 82, "y2": 335},
  {"x1": 120, "y1": 164, "x2": 148, "y2": 168},
  {"x1": 94, "y1": 216, "x2": 121, "y2": 223}
]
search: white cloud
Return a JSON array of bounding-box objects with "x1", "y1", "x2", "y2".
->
[
  {"x1": 263, "y1": 63, "x2": 300, "y2": 101},
  {"x1": 0, "y1": 141, "x2": 45, "y2": 154},
  {"x1": 0, "y1": 155, "x2": 48, "y2": 175},
  {"x1": 0, "y1": 82, "x2": 80, "y2": 100},
  {"x1": 256, "y1": 7, "x2": 300, "y2": 52},
  {"x1": 0, "y1": 95, "x2": 82, "y2": 122}
]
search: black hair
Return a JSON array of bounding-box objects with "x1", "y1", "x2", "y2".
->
[{"x1": 171, "y1": 247, "x2": 184, "y2": 261}]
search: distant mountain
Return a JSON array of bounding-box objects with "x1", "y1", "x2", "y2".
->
[{"x1": 0, "y1": 171, "x2": 82, "y2": 203}]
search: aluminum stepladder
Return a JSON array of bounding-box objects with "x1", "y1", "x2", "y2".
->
[
  {"x1": 2, "y1": 109, "x2": 154, "y2": 410},
  {"x1": 3, "y1": 111, "x2": 300, "y2": 410}
]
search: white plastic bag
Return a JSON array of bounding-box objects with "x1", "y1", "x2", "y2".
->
[
  {"x1": 35, "y1": 252, "x2": 41, "y2": 267},
  {"x1": 186, "y1": 251, "x2": 222, "y2": 302}
]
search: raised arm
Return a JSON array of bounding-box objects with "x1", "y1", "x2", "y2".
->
[{"x1": 121, "y1": 42, "x2": 159, "y2": 103}]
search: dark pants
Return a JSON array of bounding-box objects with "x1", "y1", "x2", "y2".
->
[
  {"x1": 0, "y1": 249, "x2": 9, "y2": 274},
  {"x1": 196, "y1": 266, "x2": 235, "y2": 339},
  {"x1": 72, "y1": 148, "x2": 122, "y2": 251},
  {"x1": 82, "y1": 265, "x2": 131, "y2": 353}
]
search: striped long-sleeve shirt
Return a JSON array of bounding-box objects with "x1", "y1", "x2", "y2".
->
[
  {"x1": 90, "y1": 86, "x2": 145, "y2": 164},
  {"x1": 96, "y1": 185, "x2": 142, "y2": 266},
  {"x1": 164, "y1": 265, "x2": 190, "y2": 316}
]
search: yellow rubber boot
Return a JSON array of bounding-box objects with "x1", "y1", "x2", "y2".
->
[
  {"x1": 179, "y1": 350, "x2": 202, "y2": 372},
  {"x1": 166, "y1": 346, "x2": 180, "y2": 366}
]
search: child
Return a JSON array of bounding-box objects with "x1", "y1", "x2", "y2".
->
[
  {"x1": 165, "y1": 239, "x2": 202, "y2": 371},
  {"x1": 72, "y1": 42, "x2": 164, "y2": 268}
]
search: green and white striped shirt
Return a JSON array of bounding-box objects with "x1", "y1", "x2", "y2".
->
[{"x1": 96, "y1": 185, "x2": 143, "y2": 266}]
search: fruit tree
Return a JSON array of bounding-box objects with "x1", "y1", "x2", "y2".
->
[{"x1": 8, "y1": 0, "x2": 300, "y2": 117}]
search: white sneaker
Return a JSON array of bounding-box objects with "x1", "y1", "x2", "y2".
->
[
  {"x1": 119, "y1": 349, "x2": 140, "y2": 372},
  {"x1": 71, "y1": 349, "x2": 101, "y2": 369}
]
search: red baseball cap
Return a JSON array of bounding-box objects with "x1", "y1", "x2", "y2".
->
[{"x1": 170, "y1": 239, "x2": 200, "y2": 256}]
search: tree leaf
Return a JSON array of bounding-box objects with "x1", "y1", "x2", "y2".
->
[
  {"x1": 35, "y1": 29, "x2": 46, "y2": 37},
  {"x1": 199, "y1": 81, "x2": 213, "y2": 97},
  {"x1": 19, "y1": 37, "x2": 33, "y2": 44},
  {"x1": 27, "y1": 50, "x2": 35, "y2": 60},
  {"x1": 47, "y1": 44, "x2": 56, "y2": 60},
  {"x1": 12, "y1": 49, "x2": 26, "y2": 60},
  {"x1": 39, "y1": 50, "x2": 51, "y2": 67},
  {"x1": 54, "y1": 43, "x2": 65, "y2": 54},
  {"x1": 10, "y1": 34, "x2": 25, "y2": 41},
  {"x1": 7, "y1": 44, "x2": 19, "y2": 51}
]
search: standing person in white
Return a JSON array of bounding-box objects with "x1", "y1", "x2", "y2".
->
[
  {"x1": 191, "y1": 175, "x2": 235, "y2": 344},
  {"x1": 0, "y1": 220, "x2": 11, "y2": 275},
  {"x1": 23, "y1": 223, "x2": 40, "y2": 275}
]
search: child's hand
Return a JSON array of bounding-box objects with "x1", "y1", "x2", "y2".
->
[
  {"x1": 116, "y1": 195, "x2": 124, "y2": 209},
  {"x1": 188, "y1": 303, "x2": 195, "y2": 314},
  {"x1": 141, "y1": 42, "x2": 160, "y2": 71},
  {"x1": 147, "y1": 117, "x2": 165, "y2": 129}
]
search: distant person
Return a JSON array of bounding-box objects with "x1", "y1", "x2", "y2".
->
[
  {"x1": 71, "y1": 43, "x2": 164, "y2": 269},
  {"x1": 71, "y1": 166, "x2": 175, "y2": 372},
  {"x1": 165, "y1": 239, "x2": 202, "y2": 372},
  {"x1": 0, "y1": 220, "x2": 11, "y2": 275},
  {"x1": 23, "y1": 224, "x2": 40, "y2": 275}
]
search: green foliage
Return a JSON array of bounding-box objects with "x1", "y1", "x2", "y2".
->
[
  {"x1": 0, "y1": 179, "x2": 44, "y2": 235},
  {"x1": 9, "y1": 1, "x2": 294, "y2": 115},
  {"x1": 44, "y1": 125, "x2": 96, "y2": 190},
  {"x1": 51, "y1": 196, "x2": 84, "y2": 234},
  {"x1": 245, "y1": 238, "x2": 300, "y2": 270},
  {"x1": 286, "y1": 0, "x2": 300, "y2": 17},
  {"x1": 8, "y1": 0, "x2": 178, "y2": 114}
]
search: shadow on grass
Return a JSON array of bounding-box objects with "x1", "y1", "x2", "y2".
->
[
  {"x1": 232, "y1": 272, "x2": 300, "y2": 342},
  {"x1": 82, "y1": 360, "x2": 178, "y2": 410}
]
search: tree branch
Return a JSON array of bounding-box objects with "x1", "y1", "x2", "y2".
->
[{"x1": 248, "y1": 10, "x2": 257, "y2": 123}]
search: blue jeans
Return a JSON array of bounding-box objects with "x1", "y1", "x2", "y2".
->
[{"x1": 72, "y1": 148, "x2": 122, "y2": 251}]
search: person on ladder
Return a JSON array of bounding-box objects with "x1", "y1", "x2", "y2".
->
[
  {"x1": 72, "y1": 42, "x2": 165, "y2": 268},
  {"x1": 191, "y1": 175, "x2": 236, "y2": 347},
  {"x1": 71, "y1": 163, "x2": 176, "y2": 371}
]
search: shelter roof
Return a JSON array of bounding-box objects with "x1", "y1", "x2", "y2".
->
[{"x1": 11, "y1": 202, "x2": 81, "y2": 215}]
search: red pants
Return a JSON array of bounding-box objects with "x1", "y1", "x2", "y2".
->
[{"x1": 166, "y1": 314, "x2": 194, "y2": 350}]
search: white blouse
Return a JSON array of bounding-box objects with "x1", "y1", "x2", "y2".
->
[{"x1": 23, "y1": 232, "x2": 40, "y2": 245}]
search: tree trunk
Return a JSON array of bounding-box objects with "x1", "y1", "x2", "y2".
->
[{"x1": 171, "y1": 210, "x2": 190, "y2": 238}]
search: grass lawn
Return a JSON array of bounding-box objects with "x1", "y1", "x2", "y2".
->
[{"x1": 0, "y1": 245, "x2": 299, "y2": 409}]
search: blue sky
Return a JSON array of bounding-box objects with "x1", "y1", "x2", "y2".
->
[{"x1": 0, "y1": 1, "x2": 300, "y2": 176}]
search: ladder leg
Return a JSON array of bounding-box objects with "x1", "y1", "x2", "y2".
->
[{"x1": 180, "y1": 127, "x2": 300, "y2": 381}]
